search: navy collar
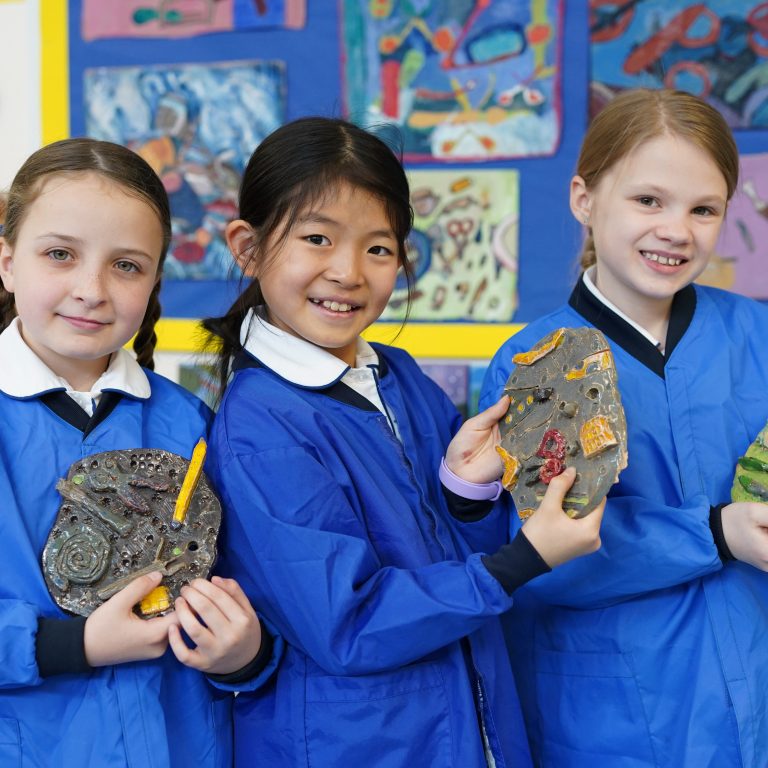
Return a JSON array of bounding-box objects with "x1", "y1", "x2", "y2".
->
[
  {"x1": 40, "y1": 390, "x2": 123, "y2": 436},
  {"x1": 568, "y1": 276, "x2": 696, "y2": 378}
]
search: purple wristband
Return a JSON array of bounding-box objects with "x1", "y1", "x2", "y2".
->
[{"x1": 439, "y1": 457, "x2": 503, "y2": 501}]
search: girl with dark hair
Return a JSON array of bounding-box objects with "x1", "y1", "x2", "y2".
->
[
  {"x1": 480, "y1": 89, "x2": 768, "y2": 766},
  {"x1": 0, "y1": 137, "x2": 276, "y2": 767},
  {"x1": 204, "y1": 116, "x2": 603, "y2": 767}
]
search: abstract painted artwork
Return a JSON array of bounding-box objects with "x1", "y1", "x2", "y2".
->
[
  {"x1": 84, "y1": 61, "x2": 285, "y2": 279},
  {"x1": 420, "y1": 363, "x2": 470, "y2": 417},
  {"x1": 590, "y1": 1, "x2": 768, "y2": 127},
  {"x1": 81, "y1": 0, "x2": 306, "y2": 40},
  {"x1": 696, "y1": 152, "x2": 768, "y2": 299},
  {"x1": 383, "y1": 169, "x2": 519, "y2": 322},
  {"x1": 419, "y1": 361, "x2": 490, "y2": 418},
  {"x1": 178, "y1": 362, "x2": 220, "y2": 408},
  {"x1": 342, "y1": 0, "x2": 563, "y2": 160}
]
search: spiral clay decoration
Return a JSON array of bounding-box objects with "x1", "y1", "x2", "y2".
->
[
  {"x1": 43, "y1": 447, "x2": 221, "y2": 616},
  {"x1": 47, "y1": 529, "x2": 111, "y2": 590}
]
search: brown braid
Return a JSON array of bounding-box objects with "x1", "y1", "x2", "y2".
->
[
  {"x1": 133, "y1": 281, "x2": 162, "y2": 370},
  {"x1": 0, "y1": 285, "x2": 15, "y2": 332},
  {"x1": 0, "y1": 192, "x2": 11, "y2": 330},
  {"x1": 579, "y1": 232, "x2": 597, "y2": 272}
]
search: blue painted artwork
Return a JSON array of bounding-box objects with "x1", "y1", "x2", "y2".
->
[
  {"x1": 590, "y1": 1, "x2": 768, "y2": 127},
  {"x1": 84, "y1": 60, "x2": 285, "y2": 279},
  {"x1": 342, "y1": 0, "x2": 564, "y2": 161}
]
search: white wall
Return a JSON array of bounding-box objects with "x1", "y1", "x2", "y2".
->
[{"x1": 0, "y1": 0, "x2": 41, "y2": 189}]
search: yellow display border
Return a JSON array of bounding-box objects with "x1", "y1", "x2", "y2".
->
[
  {"x1": 38, "y1": 0, "x2": 524, "y2": 357},
  {"x1": 154, "y1": 317, "x2": 523, "y2": 359}
]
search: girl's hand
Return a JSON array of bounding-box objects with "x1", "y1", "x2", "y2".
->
[
  {"x1": 168, "y1": 576, "x2": 262, "y2": 675},
  {"x1": 444, "y1": 396, "x2": 510, "y2": 484},
  {"x1": 521, "y1": 467, "x2": 604, "y2": 568},
  {"x1": 84, "y1": 571, "x2": 179, "y2": 666},
  {"x1": 720, "y1": 501, "x2": 768, "y2": 570}
]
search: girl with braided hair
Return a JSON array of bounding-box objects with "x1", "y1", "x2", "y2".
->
[{"x1": 0, "y1": 138, "x2": 277, "y2": 767}]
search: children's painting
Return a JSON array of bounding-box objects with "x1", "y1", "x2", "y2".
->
[
  {"x1": 467, "y1": 363, "x2": 489, "y2": 418},
  {"x1": 420, "y1": 363, "x2": 469, "y2": 417},
  {"x1": 590, "y1": 1, "x2": 768, "y2": 127},
  {"x1": 383, "y1": 169, "x2": 519, "y2": 322},
  {"x1": 419, "y1": 361, "x2": 489, "y2": 418},
  {"x1": 342, "y1": 0, "x2": 563, "y2": 161},
  {"x1": 81, "y1": 0, "x2": 306, "y2": 40},
  {"x1": 84, "y1": 61, "x2": 285, "y2": 280},
  {"x1": 179, "y1": 361, "x2": 220, "y2": 409},
  {"x1": 696, "y1": 152, "x2": 768, "y2": 299}
]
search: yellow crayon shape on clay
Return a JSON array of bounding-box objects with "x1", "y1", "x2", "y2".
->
[{"x1": 171, "y1": 437, "x2": 207, "y2": 530}]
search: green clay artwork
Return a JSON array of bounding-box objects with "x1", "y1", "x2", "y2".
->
[{"x1": 732, "y1": 425, "x2": 768, "y2": 502}]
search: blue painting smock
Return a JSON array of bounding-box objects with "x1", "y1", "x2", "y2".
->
[
  {"x1": 0, "y1": 320, "x2": 276, "y2": 768},
  {"x1": 207, "y1": 311, "x2": 538, "y2": 767},
  {"x1": 480, "y1": 278, "x2": 768, "y2": 767}
]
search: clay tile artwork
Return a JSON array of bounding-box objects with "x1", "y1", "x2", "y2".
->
[
  {"x1": 497, "y1": 327, "x2": 628, "y2": 519},
  {"x1": 42, "y1": 440, "x2": 220, "y2": 618},
  {"x1": 732, "y1": 421, "x2": 768, "y2": 503}
]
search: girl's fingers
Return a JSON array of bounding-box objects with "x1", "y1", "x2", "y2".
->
[
  {"x1": 111, "y1": 571, "x2": 163, "y2": 609},
  {"x1": 175, "y1": 587, "x2": 225, "y2": 639},
  {"x1": 468, "y1": 395, "x2": 510, "y2": 430},
  {"x1": 183, "y1": 578, "x2": 244, "y2": 622},
  {"x1": 168, "y1": 622, "x2": 203, "y2": 668},
  {"x1": 210, "y1": 576, "x2": 257, "y2": 614}
]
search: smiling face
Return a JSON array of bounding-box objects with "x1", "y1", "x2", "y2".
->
[
  {"x1": 0, "y1": 172, "x2": 164, "y2": 390},
  {"x1": 571, "y1": 133, "x2": 728, "y2": 328},
  {"x1": 229, "y1": 182, "x2": 400, "y2": 366}
]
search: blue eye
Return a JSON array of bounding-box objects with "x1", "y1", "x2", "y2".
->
[{"x1": 115, "y1": 260, "x2": 139, "y2": 273}]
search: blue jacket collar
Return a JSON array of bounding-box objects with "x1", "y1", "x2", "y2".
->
[{"x1": 568, "y1": 275, "x2": 696, "y2": 378}]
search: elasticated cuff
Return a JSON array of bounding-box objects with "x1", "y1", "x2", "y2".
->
[
  {"x1": 207, "y1": 619, "x2": 274, "y2": 685},
  {"x1": 482, "y1": 529, "x2": 551, "y2": 595},
  {"x1": 36, "y1": 616, "x2": 91, "y2": 677},
  {"x1": 709, "y1": 503, "x2": 736, "y2": 562},
  {"x1": 442, "y1": 485, "x2": 495, "y2": 522}
]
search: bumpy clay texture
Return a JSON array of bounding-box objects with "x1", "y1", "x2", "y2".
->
[
  {"x1": 43, "y1": 448, "x2": 220, "y2": 617},
  {"x1": 732, "y1": 422, "x2": 768, "y2": 503},
  {"x1": 497, "y1": 327, "x2": 628, "y2": 519}
]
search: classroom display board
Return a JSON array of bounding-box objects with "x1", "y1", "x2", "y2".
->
[{"x1": 51, "y1": 1, "x2": 768, "y2": 369}]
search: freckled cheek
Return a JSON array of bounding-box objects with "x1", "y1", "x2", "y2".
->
[{"x1": 119, "y1": 285, "x2": 156, "y2": 325}]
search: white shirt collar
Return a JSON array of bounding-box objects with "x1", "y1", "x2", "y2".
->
[
  {"x1": 582, "y1": 267, "x2": 663, "y2": 350},
  {"x1": 0, "y1": 317, "x2": 151, "y2": 400},
  {"x1": 240, "y1": 307, "x2": 378, "y2": 388}
]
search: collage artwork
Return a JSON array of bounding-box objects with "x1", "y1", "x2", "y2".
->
[{"x1": 69, "y1": 0, "x2": 768, "y2": 414}]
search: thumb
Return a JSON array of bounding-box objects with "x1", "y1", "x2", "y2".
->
[
  {"x1": 109, "y1": 571, "x2": 164, "y2": 609},
  {"x1": 541, "y1": 466, "x2": 577, "y2": 507},
  {"x1": 470, "y1": 395, "x2": 510, "y2": 430}
]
